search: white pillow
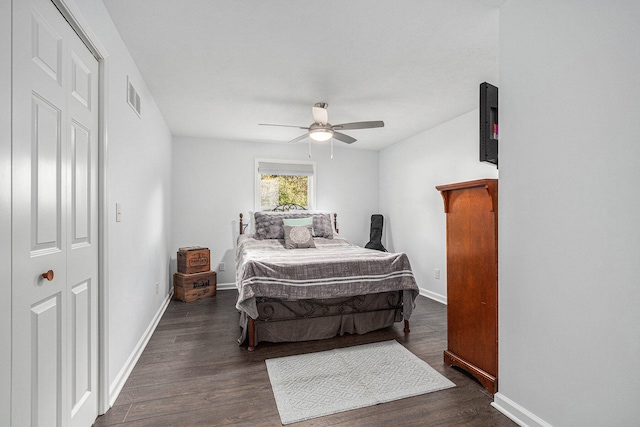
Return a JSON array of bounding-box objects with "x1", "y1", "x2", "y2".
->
[{"x1": 247, "y1": 211, "x2": 255, "y2": 234}]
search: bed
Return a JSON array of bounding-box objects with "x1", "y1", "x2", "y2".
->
[{"x1": 235, "y1": 210, "x2": 419, "y2": 351}]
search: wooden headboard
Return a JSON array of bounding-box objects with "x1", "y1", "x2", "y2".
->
[{"x1": 239, "y1": 212, "x2": 339, "y2": 235}]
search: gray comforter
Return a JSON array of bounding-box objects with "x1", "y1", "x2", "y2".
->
[{"x1": 235, "y1": 234, "x2": 419, "y2": 320}]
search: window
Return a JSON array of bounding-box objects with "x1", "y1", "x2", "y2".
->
[{"x1": 255, "y1": 159, "x2": 316, "y2": 211}]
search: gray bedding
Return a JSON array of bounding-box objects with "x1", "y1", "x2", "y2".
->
[{"x1": 235, "y1": 234, "x2": 420, "y2": 344}]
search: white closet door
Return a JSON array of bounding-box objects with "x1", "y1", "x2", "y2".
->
[{"x1": 11, "y1": 0, "x2": 100, "y2": 425}]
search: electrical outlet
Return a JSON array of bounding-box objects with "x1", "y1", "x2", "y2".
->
[
  {"x1": 155, "y1": 281, "x2": 159, "y2": 294},
  {"x1": 219, "y1": 262, "x2": 226, "y2": 271},
  {"x1": 435, "y1": 269, "x2": 440, "y2": 279}
]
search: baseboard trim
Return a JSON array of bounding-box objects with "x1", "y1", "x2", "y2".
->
[
  {"x1": 108, "y1": 291, "x2": 172, "y2": 407},
  {"x1": 419, "y1": 288, "x2": 447, "y2": 305},
  {"x1": 492, "y1": 392, "x2": 553, "y2": 427},
  {"x1": 217, "y1": 282, "x2": 236, "y2": 291}
]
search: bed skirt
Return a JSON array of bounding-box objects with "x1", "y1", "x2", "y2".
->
[{"x1": 237, "y1": 290, "x2": 404, "y2": 347}]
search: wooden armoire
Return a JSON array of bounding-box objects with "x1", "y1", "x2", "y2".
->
[{"x1": 436, "y1": 179, "x2": 498, "y2": 393}]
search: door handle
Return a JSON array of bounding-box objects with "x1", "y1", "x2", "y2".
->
[{"x1": 41, "y1": 270, "x2": 54, "y2": 281}]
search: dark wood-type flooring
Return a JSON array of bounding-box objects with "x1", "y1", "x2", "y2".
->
[{"x1": 94, "y1": 290, "x2": 516, "y2": 427}]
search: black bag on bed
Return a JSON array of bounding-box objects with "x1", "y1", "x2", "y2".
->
[{"x1": 365, "y1": 214, "x2": 387, "y2": 252}]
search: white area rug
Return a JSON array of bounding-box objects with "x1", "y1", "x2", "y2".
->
[{"x1": 265, "y1": 340, "x2": 456, "y2": 425}]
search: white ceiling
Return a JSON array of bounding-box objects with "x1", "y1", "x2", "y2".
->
[{"x1": 102, "y1": 0, "x2": 502, "y2": 150}]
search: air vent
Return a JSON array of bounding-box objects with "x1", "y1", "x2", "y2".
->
[{"x1": 127, "y1": 76, "x2": 141, "y2": 117}]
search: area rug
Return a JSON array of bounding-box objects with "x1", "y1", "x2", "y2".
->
[{"x1": 265, "y1": 340, "x2": 455, "y2": 425}]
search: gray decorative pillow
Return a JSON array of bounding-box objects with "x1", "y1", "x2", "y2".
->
[
  {"x1": 254, "y1": 212, "x2": 286, "y2": 239},
  {"x1": 283, "y1": 225, "x2": 316, "y2": 249},
  {"x1": 312, "y1": 214, "x2": 333, "y2": 239}
]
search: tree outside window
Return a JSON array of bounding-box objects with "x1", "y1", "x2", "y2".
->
[{"x1": 260, "y1": 175, "x2": 308, "y2": 208}]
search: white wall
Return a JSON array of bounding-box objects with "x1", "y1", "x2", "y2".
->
[
  {"x1": 0, "y1": 0, "x2": 12, "y2": 423},
  {"x1": 171, "y1": 137, "x2": 379, "y2": 284},
  {"x1": 42, "y1": 0, "x2": 174, "y2": 402},
  {"x1": 495, "y1": 1, "x2": 640, "y2": 426},
  {"x1": 379, "y1": 109, "x2": 498, "y2": 301}
]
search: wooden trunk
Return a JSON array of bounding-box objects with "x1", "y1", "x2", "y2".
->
[
  {"x1": 173, "y1": 271, "x2": 217, "y2": 302},
  {"x1": 177, "y1": 247, "x2": 210, "y2": 274},
  {"x1": 436, "y1": 179, "x2": 498, "y2": 393}
]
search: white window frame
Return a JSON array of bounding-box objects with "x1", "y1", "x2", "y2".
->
[{"x1": 255, "y1": 158, "x2": 316, "y2": 211}]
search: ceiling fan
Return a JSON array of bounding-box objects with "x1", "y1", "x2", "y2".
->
[{"x1": 259, "y1": 102, "x2": 384, "y2": 145}]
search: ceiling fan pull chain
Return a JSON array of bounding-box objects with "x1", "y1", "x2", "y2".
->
[
  {"x1": 308, "y1": 137, "x2": 312, "y2": 158},
  {"x1": 331, "y1": 138, "x2": 334, "y2": 159}
]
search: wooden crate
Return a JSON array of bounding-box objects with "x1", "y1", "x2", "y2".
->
[
  {"x1": 177, "y1": 246, "x2": 210, "y2": 274},
  {"x1": 173, "y1": 271, "x2": 217, "y2": 302}
]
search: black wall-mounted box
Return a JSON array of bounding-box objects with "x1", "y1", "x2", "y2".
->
[{"x1": 480, "y1": 82, "x2": 498, "y2": 167}]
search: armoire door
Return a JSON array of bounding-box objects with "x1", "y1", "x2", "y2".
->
[{"x1": 11, "y1": 0, "x2": 100, "y2": 425}]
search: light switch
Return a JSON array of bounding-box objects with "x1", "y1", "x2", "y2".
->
[{"x1": 116, "y1": 203, "x2": 122, "y2": 222}]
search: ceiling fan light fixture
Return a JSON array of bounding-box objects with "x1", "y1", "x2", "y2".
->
[{"x1": 309, "y1": 128, "x2": 334, "y2": 141}]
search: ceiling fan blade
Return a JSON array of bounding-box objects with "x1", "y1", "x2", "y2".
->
[
  {"x1": 259, "y1": 123, "x2": 309, "y2": 130},
  {"x1": 333, "y1": 120, "x2": 384, "y2": 130},
  {"x1": 288, "y1": 133, "x2": 309, "y2": 144},
  {"x1": 333, "y1": 132, "x2": 357, "y2": 144}
]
